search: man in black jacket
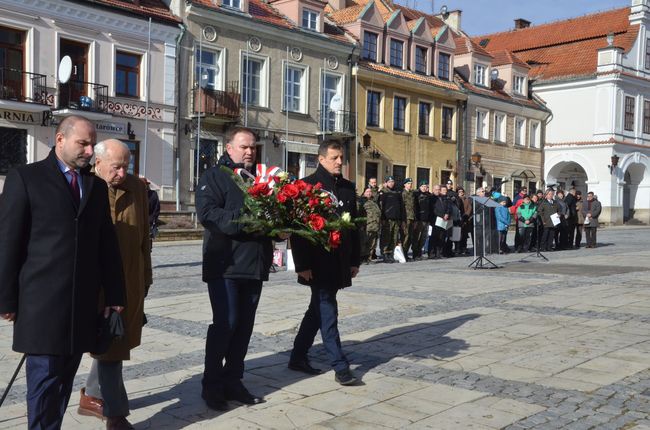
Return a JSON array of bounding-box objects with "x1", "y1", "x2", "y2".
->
[
  {"x1": 537, "y1": 189, "x2": 560, "y2": 251},
  {"x1": 0, "y1": 115, "x2": 125, "y2": 429},
  {"x1": 413, "y1": 181, "x2": 431, "y2": 260},
  {"x1": 378, "y1": 176, "x2": 403, "y2": 263},
  {"x1": 289, "y1": 141, "x2": 361, "y2": 386},
  {"x1": 196, "y1": 126, "x2": 283, "y2": 411}
]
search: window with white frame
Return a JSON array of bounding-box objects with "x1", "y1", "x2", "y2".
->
[
  {"x1": 476, "y1": 109, "x2": 488, "y2": 140},
  {"x1": 241, "y1": 54, "x2": 267, "y2": 107},
  {"x1": 415, "y1": 46, "x2": 427, "y2": 74},
  {"x1": 195, "y1": 47, "x2": 222, "y2": 90},
  {"x1": 514, "y1": 75, "x2": 525, "y2": 95},
  {"x1": 474, "y1": 63, "x2": 487, "y2": 86},
  {"x1": 321, "y1": 72, "x2": 342, "y2": 132},
  {"x1": 362, "y1": 31, "x2": 378, "y2": 62},
  {"x1": 644, "y1": 99, "x2": 650, "y2": 134},
  {"x1": 438, "y1": 52, "x2": 450, "y2": 80},
  {"x1": 284, "y1": 64, "x2": 307, "y2": 113},
  {"x1": 222, "y1": 0, "x2": 241, "y2": 9},
  {"x1": 625, "y1": 95, "x2": 635, "y2": 132},
  {"x1": 302, "y1": 8, "x2": 319, "y2": 31},
  {"x1": 442, "y1": 106, "x2": 454, "y2": 139},
  {"x1": 390, "y1": 39, "x2": 404, "y2": 68},
  {"x1": 494, "y1": 113, "x2": 505, "y2": 142},
  {"x1": 393, "y1": 96, "x2": 407, "y2": 132},
  {"x1": 529, "y1": 120, "x2": 540, "y2": 148},
  {"x1": 515, "y1": 117, "x2": 526, "y2": 145}
]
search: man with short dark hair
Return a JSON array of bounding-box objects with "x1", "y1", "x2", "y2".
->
[
  {"x1": 289, "y1": 141, "x2": 361, "y2": 385},
  {"x1": 0, "y1": 115, "x2": 125, "y2": 429},
  {"x1": 378, "y1": 176, "x2": 403, "y2": 263},
  {"x1": 367, "y1": 177, "x2": 379, "y2": 202},
  {"x1": 582, "y1": 191, "x2": 601, "y2": 248},
  {"x1": 196, "y1": 126, "x2": 280, "y2": 411}
]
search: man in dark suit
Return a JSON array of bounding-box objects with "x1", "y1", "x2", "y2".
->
[
  {"x1": 0, "y1": 115, "x2": 125, "y2": 429},
  {"x1": 289, "y1": 141, "x2": 361, "y2": 385}
]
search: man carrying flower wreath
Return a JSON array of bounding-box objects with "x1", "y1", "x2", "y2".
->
[
  {"x1": 288, "y1": 140, "x2": 362, "y2": 385},
  {"x1": 195, "y1": 126, "x2": 287, "y2": 411}
]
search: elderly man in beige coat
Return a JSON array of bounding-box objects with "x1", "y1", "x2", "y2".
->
[{"x1": 78, "y1": 139, "x2": 152, "y2": 430}]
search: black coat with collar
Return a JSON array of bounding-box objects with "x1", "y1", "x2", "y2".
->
[
  {"x1": 0, "y1": 149, "x2": 125, "y2": 355},
  {"x1": 290, "y1": 165, "x2": 361, "y2": 290}
]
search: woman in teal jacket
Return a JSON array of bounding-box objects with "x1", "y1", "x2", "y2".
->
[{"x1": 516, "y1": 194, "x2": 537, "y2": 252}]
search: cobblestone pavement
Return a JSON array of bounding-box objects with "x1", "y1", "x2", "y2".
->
[{"x1": 3, "y1": 227, "x2": 650, "y2": 429}]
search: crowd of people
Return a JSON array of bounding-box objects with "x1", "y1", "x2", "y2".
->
[{"x1": 357, "y1": 179, "x2": 602, "y2": 263}]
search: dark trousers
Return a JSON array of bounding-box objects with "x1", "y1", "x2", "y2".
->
[
  {"x1": 518, "y1": 227, "x2": 533, "y2": 252},
  {"x1": 574, "y1": 224, "x2": 583, "y2": 247},
  {"x1": 203, "y1": 278, "x2": 262, "y2": 392},
  {"x1": 291, "y1": 286, "x2": 349, "y2": 373},
  {"x1": 566, "y1": 220, "x2": 576, "y2": 247},
  {"x1": 585, "y1": 227, "x2": 598, "y2": 247},
  {"x1": 26, "y1": 353, "x2": 82, "y2": 430},
  {"x1": 541, "y1": 227, "x2": 555, "y2": 251},
  {"x1": 498, "y1": 230, "x2": 509, "y2": 252},
  {"x1": 85, "y1": 360, "x2": 129, "y2": 417},
  {"x1": 428, "y1": 226, "x2": 446, "y2": 256}
]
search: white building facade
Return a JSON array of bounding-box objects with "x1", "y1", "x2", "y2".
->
[{"x1": 0, "y1": 0, "x2": 180, "y2": 200}]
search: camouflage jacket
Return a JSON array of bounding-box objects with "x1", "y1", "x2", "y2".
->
[
  {"x1": 402, "y1": 189, "x2": 416, "y2": 221},
  {"x1": 362, "y1": 198, "x2": 381, "y2": 232}
]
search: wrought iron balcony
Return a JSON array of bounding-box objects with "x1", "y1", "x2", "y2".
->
[
  {"x1": 0, "y1": 67, "x2": 48, "y2": 104},
  {"x1": 318, "y1": 110, "x2": 356, "y2": 136},
  {"x1": 193, "y1": 81, "x2": 240, "y2": 119},
  {"x1": 58, "y1": 80, "x2": 109, "y2": 113}
]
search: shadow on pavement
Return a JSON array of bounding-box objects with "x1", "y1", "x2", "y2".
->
[{"x1": 132, "y1": 314, "x2": 479, "y2": 429}]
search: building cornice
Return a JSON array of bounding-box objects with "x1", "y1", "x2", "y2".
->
[
  {"x1": 355, "y1": 66, "x2": 466, "y2": 100},
  {"x1": 0, "y1": 0, "x2": 181, "y2": 43},
  {"x1": 467, "y1": 92, "x2": 550, "y2": 116}
]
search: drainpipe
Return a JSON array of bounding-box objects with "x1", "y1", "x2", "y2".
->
[
  {"x1": 347, "y1": 44, "x2": 357, "y2": 186},
  {"x1": 457, "y1": 99, "x2": 467, "y2": 189},
  {"x1": 174, "y1": 22, "x2": 186, "y2": 211},
  {"x1": 541, "y1": 108, "x2": 553, "y2": 190}
]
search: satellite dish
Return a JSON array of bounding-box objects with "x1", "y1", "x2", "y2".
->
[
  {"x1": 490, "y1": 69, "x2": 499, "y2": 81},
  {"x1": 58, "y1": 56, "x2": 72, "y2": 84},
  {"x1": 329, "y1": 94, "x2": 343, "y2": 112},
  {"x1": 440, "y1": 5, "x2": 449, "y2": 19}
]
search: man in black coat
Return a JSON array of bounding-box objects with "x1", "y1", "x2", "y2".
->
[
  {"x1": 0, "y1": 115, "x2": 125, "y2": 429},
  {"x1": 289, "y1": 141, "x2": 361, "y2": 386},
  {"x1": 537, "y1": 189, "x2": 560, "y2": 251},
  {"x1": 196, "y1": 126, "x2": 282, "y2": 411}
]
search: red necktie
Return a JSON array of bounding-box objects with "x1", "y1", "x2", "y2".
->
[{"x1": 69, "y1": 170, "x2": 80, "y2": 206}]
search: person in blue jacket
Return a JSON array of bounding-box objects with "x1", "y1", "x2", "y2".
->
[{"x1": 495, "y1": 197, "x2": 511, "y2": 254}]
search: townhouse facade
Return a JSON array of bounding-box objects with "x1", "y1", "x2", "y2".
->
[
  {"x1": 476, "y1": 0, "x2": 650, "y2": 224},
  {"x1": 329, "y1": 0, "x2": 466, "y2": 188},
  {"x1": 0, "y1": 0, "x2": 181, "y2": 199},
  {"x1": 172, "y1": 0, "x2": 356, "y2": 208}
]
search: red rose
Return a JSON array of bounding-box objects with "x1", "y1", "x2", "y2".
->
[
  {"x1": 281, "y1": 183, "x2": 300, "y2": 199},
  {"x1": 308, "y1": 197, "x2": 320, "y2": 207},
  {"x1": 329, "y1": 230, "x2": 341, "y2": 249},
  {"x1": 313, "y1": 182, "x2": 322, "y2": 191},
  {"x1": 323, "y1": 197, "x2": 332, "y2": 206},
  {"x1": 248, "y1": 182, "x2": 269, "y2": 197},
  {"x1": 307, "y1": 214, "x2": 326, "y2": 231},
  {"x1": 277, "y1": 192, "x2": 288, "y2": 203},
  {"x1": 294, "y1": 180, "x2": 308, "y2": 191}
]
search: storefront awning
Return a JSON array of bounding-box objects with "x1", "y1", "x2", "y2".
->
[{"x1": 0, "y1": 100, "x2": 52, "y2": 113}]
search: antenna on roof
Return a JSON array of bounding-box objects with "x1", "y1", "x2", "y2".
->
[{"x1": 440, "y1": 4, "x2": 449, "y2": 19}]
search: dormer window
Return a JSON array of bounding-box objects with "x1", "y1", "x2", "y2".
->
[
  {"x1": 362, "y1": 31, "x2": 378, "y2": 62},
  {"x1": 222, "y1": 0, "x2": 241, "y2": 9},
  {"x1": 438, "y1": 52, "x2": 450, "y2": 80},
  {"x1": 415, "y1": 46, "x2": 427, "y2": 74},
  {"x1": 514, "y1": 75, "x2": 525, "y2": 95},
  {"x1": 390, "y1": 39, "x2": 403, "y2": 68},
  {"x1": 302, "y1": 8, "x2": 319, "y2": 31},
  {"x1": 474, "y1": 63, "x2": 487, "y2": 86}
]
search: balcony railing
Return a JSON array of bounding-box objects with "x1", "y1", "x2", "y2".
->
[
  {"x1": 318, "y1": 110, "x2": 356, "y2": 135},
  {"x1": 58, "y1": 80, "x2": 109, "y2": 113},
  {"x1": 0, "y1": 67, "x2": 48, "y2": 104},
  {"x1": 193, "y1": 81, "x2": 240, "y2": 119}
]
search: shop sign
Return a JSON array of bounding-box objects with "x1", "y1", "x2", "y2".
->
[
  {"x1": 0, "y1": 109, "x2": 39, "y2": 124},
  {"x1": 95, "y1": 121, "x2": 126, "y2": 134}
]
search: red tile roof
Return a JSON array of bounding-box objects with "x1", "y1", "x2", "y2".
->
[
  {"x1": 191, "y1": 0, "x2": 353, "y2": 45},
  {"x1": 460, "y1": 79, "x2": 546, "y2": 110},
  {"x1": 491, "y1": 50, "x2": 530, "y2": 69},
  {"x1": 454, "y1": 32, "x2": 493, "y2": 58},
  {"x1": 87, "y1": 0, "x2": 180, "y2": 24},
  {"x1": 472, "y1": 7, "x2": 639, "y2": 82},
  {"x1": 359, "y1": 61, "x2": 461, "y2": 91}
]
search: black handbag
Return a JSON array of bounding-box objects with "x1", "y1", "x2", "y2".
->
[{"x1": 91, "y1": 309, "x2": 125, "y2": 355}]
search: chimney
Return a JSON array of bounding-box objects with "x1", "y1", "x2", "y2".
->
[
  {"x1": 514, "y1": 18, "x2": 531, "y2": 29},
  {"x1": 439, "y1": 10, "x2": 462, "y2": 32}
]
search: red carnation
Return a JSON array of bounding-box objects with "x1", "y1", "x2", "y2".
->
[
  {"x1": 294, "y1": 180, "x2": 308, "y2": 191},
  {"x1": 329, "y1": 230, "x2": 341, "y2": 249},
  {"x1": 281, "y1": 183, "x2": 300, "y2": 199},
  {"x1": 248, "y1": 182, "x2": 270, "y2": 197},
  {"x1": 307, "y1": 214, "x2": 326, "y2": 231},
  {"x1": 277, "y1": 192, "x2": 288, "y2": 203}
]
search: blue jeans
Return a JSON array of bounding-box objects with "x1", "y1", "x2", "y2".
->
[
  {"x1": 291, "y1": 287, "x2": 349, "y2": 372},
  {"x1": 26, "y1": 353, "x2": 82, "y2": 430},
  {"x1": 202, "y1": 278, "x2": 262, "y2": 392}
]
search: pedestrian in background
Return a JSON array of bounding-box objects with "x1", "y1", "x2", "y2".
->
[
  {"x1": 401, "y1": 178, "x2": 417, "y2": 261},
  {"x1": 378, "y1": 176, "x2": 403, "y2": 263},
  {"x1": 359, "y1": 188, "x2": 380, "y2": 264},
  {"x1": 537, "y1": 189, "x2": 560, "y2": 251},
  {"x1": 79, "y1": 139, "x2": 152, "y2": 430},
  {"x1": 496, "y1": 197, "x2": 511, "y2": 254},
  {"x1": 0, "y1": 115, "x2": 125, "y2": 429},
  {"x1": 582, "y1": 191, "x2": 602, "y2": 248},
  {"x1": 575, "y1": 191, "x2": 584, "y2": 248},
  {"x1": 413, "y1": 181, "x2": 431, "y2": 260},
  {"x1": 516, "y1": 194, "x2": 537, "y2": 253},
  {"x1": 565, "y1": 188, "x2": 578, "y2": 248}
]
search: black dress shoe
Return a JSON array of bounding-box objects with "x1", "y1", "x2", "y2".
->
[
  {"x1": 289, "y1": 359, "x2": 322, "y2": 375},
  {"x1": 335, "y1": 369, "x2": 358, "y2": 386},
  {"x1": 224, "y1": 384, "x2": 264, "y2": 405},
  {"x1": 201, "y1": 388, "x2": 229, "y2": 411}
]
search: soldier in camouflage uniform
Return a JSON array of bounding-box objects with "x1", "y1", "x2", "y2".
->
[
  {"x1": 412, "y1": 181, "x2": 431, "y2": 260},
  {"x1": 378, "y1": 176, "x2": 403, "y2": 263},
  {"x1": 401, "y1": 178, "x2": 417, "y2": 261},
  {"x1": 358, "y1": 188, "x2": 381, "y2": 263},
  {"x1": 367, "y1": 177, "x2": 379, "y2": 202}
]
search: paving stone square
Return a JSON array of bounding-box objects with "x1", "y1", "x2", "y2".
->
[{"x1": 3, "y1": 227, "x2": 650, "y2": 429}]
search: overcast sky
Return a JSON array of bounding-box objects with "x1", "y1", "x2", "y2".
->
[{"x1": 396, "y1": 0, "x2": 632, "y2": 36}]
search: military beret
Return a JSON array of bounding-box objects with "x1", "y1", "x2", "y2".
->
[
  {"x1": 385, "y1": 175, "x2": 394, "y2": 181},
  {"x1": 419, "y1": 180, "x2": 429, "y2": 186},
  {"x1": 403, "y1": 178, "x2": 413, "y2": 185}
]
